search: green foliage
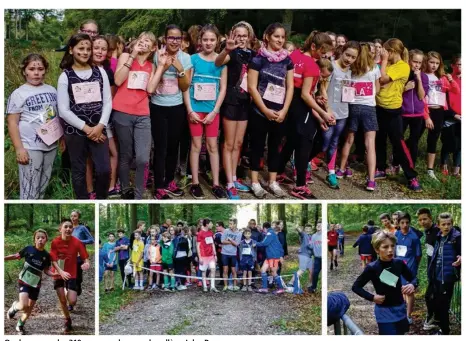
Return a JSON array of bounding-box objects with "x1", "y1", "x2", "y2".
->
[{"x1": 328, "y1": 204, "x2": 461, "y2": 232}]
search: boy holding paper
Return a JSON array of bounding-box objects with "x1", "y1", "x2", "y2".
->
[{"x1": 352, "y1": 231, "x2": 416, "y2": 335}]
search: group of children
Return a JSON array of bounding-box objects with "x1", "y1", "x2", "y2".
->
[
  {"x1": 333, "y1": 209, "x2": 461, "y2": 335},
  {"x1": 100, "y1": 217, "x2": 322, "y2": 294},
  {"x1": 4, "y1": 211, "x2": 94, "y2": 335},
  {"x1": 7, "y1": 19, "x2": 461, "y2": 200}
]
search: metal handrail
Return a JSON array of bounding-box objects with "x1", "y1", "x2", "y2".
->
[{"x1": 333, "y1": 314, "x2": 365, "y2": 335}]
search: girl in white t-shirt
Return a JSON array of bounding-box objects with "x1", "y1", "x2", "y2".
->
[
  {"x1": 6, "y1": 54, "x2": 59, "y2": 199},
  {"x1": 337, "y1": 43, "x2": 381, "y2": 191}
]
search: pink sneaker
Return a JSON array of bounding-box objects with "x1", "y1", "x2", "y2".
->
[
  {"x1": 306, "y1": 170, "x2": 314, "y2": 184},
  {"x1": 88, "y1": 192, "x2": 96, "y2": 199}
]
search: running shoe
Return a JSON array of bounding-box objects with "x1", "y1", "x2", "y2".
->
[
  {"x1": 423, "y1": 317, "x2": 440, "y2": 331},
  {"x1": 203, "y1": 286, "x2": 208, "y2": 293},
  {"x1": 427, "y1": 170, "x2": 439, "y2": 182},
  {"x1": 210, "y1": 286, "x2": 219, "y2": 293},
  {"x1": 121, "y1": 187, "x2": 135, "y2": 199},
  {"x1": 433, "y1": 330, "x2": 443, "y2": 335},
  {"x1": 374, "y1": 170, "x2": 387, "y2": 180},
  {"x1": 290, "y1": 186, "x2": 316, "y2": 200},
  {"x1": 251, "y1": 183, "x2": 267, "y2": 199},
  {"x1": 154, "y1": 188, "x2": 170, "y2": 200},
  {"x1": 366, "y1": 180, "x2": 376, "y2": 191},
  {"x1": 330, "y1": 263, "x2": 334, "y2": 271},
  {"x1": 177, "y1": 285, "x2": 187, "y2": 291},
  {"x1": 257, "y1": 288, "x2": 269, "y2": 293},
  {"x1": 241, "y1": 285, "x2": 248, "y2": 292},
  {"x1": 408, "y1": 178, "x2": 422, "y2": 192},
  {"x1": 306, "y1": 170, "x2": 314, "y2": 184},
  {"x1": 88, "y1": 191, "x2": 96, "y2": 199},
  {"x1": 197, "y1": 281, "x2": 203, "y2": 288},
  {"x1": 407, "y1": 316, "x2": 413, "y2": 325},
  {"x1": 212, "y1": 185, "x2": 228, "y2": 199},
  {"x1": 269, "y1": 181, "x2": 286, "y2": 198},
  {"x1": 247, "y1": 285, "x2": 253, "y2": 292},
  {"x1": 226, "y1": 187, "x2": 240, "y2": 200},
  {"x1": 345, "y1": 168, "x2": 353, "y2": 177},
  {"x1": 234, "y1": 179, "x2": 250, "y2": 192},
  {"x1": 232, "y1": 286, "x2": 240, "y2": 292},
  {"x1": 133, "y1": 285, "x2": 140, "y2": 290},
  {"x1": 163, "y1": 287, "x2": 171, "y2": 292},
  {"x1": 277, "y1": 173, "x2": 294, "y2": 184},
  {"x1": 273, "y1": 289, "x2": 285, "y2": 295},
  {"x1": 7, "y1": 301, "x2": 18, "y2": 320},
  {"x1": 441, "y1": 168, "x2": 449, "y2": 176},
  {"x1": 190, "y1": 184, "x2": 205, "y2": 199},
  {"x1": 228, "y1": 285, "x2": 234, "y2": 290},
  {"x1": 68, "y1": 305, "x2": 74, "y2": 311},
  {"x1": 165, "y1": 181, "x2": 184, "y2": 196},
  {"x1": 335, "y1": 169, "x2": 345, "y2": 179},
  {"x1": 108, "y1": 187, "x2": 120, "y2": 196},
  {"x1": 334, "y1": 259, "x2": 338, "y2": 268},
  {"x1": 16, "y1": 323, "x2": 25, "y2": 335},
  {"x1": 310, "y1": 158, "x2": 319, "y2": 171},
  {"x1": 223, "y1": 286, "x2": 229, "y2": 292},
  {"x1": 179, "y1": 175, "x2": 193, "y2": 189},
  {"x1": 64, "y1": 318, "x2": 73, "y2": 333},
  {"x1": 308, "y1": 287, "x2": 316, "y2": 294},
  {"x1": 326, "y1": 174, "x2": 339, "y2": 189}
]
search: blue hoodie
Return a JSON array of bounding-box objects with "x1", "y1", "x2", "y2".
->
[
  {"x1": 353, "y1": 233, "x2": 373, "y2": 255},
  {"x1": 255, "y1": 228, "x2": 284, "y2": 259}
]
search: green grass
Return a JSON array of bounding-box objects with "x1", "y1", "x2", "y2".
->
[
  {"x1": 99, "y1": 275, "x2": 138, "y2": 323},
  {"x1": 166, "y1": 319, "x2": 192, "y2": 335}
]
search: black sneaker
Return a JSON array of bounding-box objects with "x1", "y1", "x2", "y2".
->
[
  {"x1": 330, "y1": 263, "x2": 334, "y2": 271},
  {"x1": 121, "y1": 187, "x2": 135, "y2": 199},
  {"x1": 16, "y1": 323, "x2": 25, "y2": 335},
  {"x1": 190, "y1": 184, "x2": 205, "y2": 199},
  {"x1": 64, "y1": 318, "x2": 73, "y2": 333},
  {"x1": 7, "y1": 301, "x2": 18, "y2": 319},
  {"x1": 212, "y1": 185, "x2": 227, "y2": 199},
  {"x1": 334, "y1": 259, "x2": 338, "y2": 268}
]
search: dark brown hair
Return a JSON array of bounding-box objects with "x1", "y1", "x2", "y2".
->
[
  {"x1": 263, "y1": 22, "x2": 286, "y2": 46},
  {"x1": 59, "y1": 33, "x2": 93, "y2": 70},
  {"x1": 20, "y1": 53, "x2": 49, "y2": 80},
  {"x1": 302, "y1": 30, "x2": 333, "y2": 53}
]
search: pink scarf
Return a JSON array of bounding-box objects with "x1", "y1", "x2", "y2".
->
[{"x1": 258, "y1": 42, "x2": 289, "y2": 63}]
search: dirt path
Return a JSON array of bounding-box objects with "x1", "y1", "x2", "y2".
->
[
  {"x1": 327, "y1": 234, "x2": 460, "y2": 335},
  {"x1": 109, "y1": 162, "x2": 434, "y2": 200},
  {"x1": 4, "y1": 259, "x2": 95, "y2": 335},
  {"x1": 100, "y1": 246, "x2": 319, "y2": 335}
]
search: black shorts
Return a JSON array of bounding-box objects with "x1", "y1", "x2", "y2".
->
[
  {"x1": 53, "y1": 278, "x2": 78, "y2": 291},
  {"x1": 221, "y1": 103, "x2": 249, "y2": 121},
  {"x1": 18, "y1": 282, "x2": 40, "y2": 301},
  {"x1": 222, "y1": 254, "x2": 238, "y2": 268},
  {"x1": 162, "y1": 263, "x2": 174, "y2": 271},
  {"x1": 328, "y1": 245, "x2": 337, "y2": 252}
]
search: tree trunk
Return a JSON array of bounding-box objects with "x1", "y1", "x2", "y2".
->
[
  {"x1": 282, "y1": 9, "x2": 293, "y2": 34},
  {"x1": 160, "y1": 206, "x2": 165, "y2": 222},
  {"x1": 182, "y1": 205, "x2": 188, "y2": 221},
  {"x1": 152, "y1": 204, "x2": 160, "y2": 224},
  {"x1": 187, "y1": 205, "x2": 193, "y2": 224},
  {"x1": 106, "y1": 204, "x2": 111, "y2": 229},
  {"x1": 130, "y1": 204, "x2": 137, "y2": 231},
  {"x1": 56, "y1": 204, "x2": 60, "y2": 223},
  {"x1": 148, "y1": 205, "x2": 152, "y2": 225},
  {"x1": 6, "y1": 205, "x2": 10, "y2": 228},
  {"x1": 265, "y1": 205, "x2": 271, "y2": 222},
  {"x1": 29, "y1": 204, "x2": 34, "y2": 228},
  {"x1": 278, "y1": 204, "x2": 287, "y2": 233},
  {"x1": 125, "y1": 204, "x2": 130, "y2": 230},
  {"x1": 315, "y1": 204, "x2": 320, "y2": 227},
  {"x1": 256, "y1": 204, "x2": 261, "y2": 223},
  {"x1": 300, "y1": 204, "x2": 308, "y2": 226}
]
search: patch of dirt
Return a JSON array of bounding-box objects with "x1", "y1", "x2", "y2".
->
[{"x1": 4, "y1": 260, "x2": 95, "y2": 335}]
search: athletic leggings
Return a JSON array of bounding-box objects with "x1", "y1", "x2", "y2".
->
[
  {"x1": 174, "y1": 257, "x2": 188, "y2": 285},
  {"x1": 441, "y1": 121, "x2": 461, "y2": 167},
  {"x1": 278, "y1": 93, "x2": 318, "y2": 186},
  {"x1": 393, "y1": 116, "x2": 424, "y2": 167},
  {"x1": 19, "y1": 148, "x2": 57, "y2": 199},
  {"x1": 322, "y1": 118, "x2": 347, "y2": 171},
  {"x1": 65, "y1": 134, "x2": 110, "y2": 199},
  {"x1": 150, "y1": 103, "x2": 187, "y2": 189},
  {"x1": 112, "y1": 111, "x2": 151, "y2": 199},
  {"x1": 249, "y1": 111, "x2": 285, "y2": 173},
  {"x1": 375, "y1": 107, "x2": 417, "y2": 180},
  {"x1": 426, "y1": 107, "x2": 445, "y2": 154}
]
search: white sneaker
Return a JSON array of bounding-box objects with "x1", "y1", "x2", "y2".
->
[
  {"x1": 227, "y1": 285, "x2": 234, "y2": 290},
  {"x1": 251, "y1": 183, "x2": 267, "y2": 199},
  {"x1": 177, "y1": 285, "x2": 187, "y2": 291},
  {"x1": 269, "y1": 181, "x2": 286, "y2": 198},
  {"x1": 139, "y1": 286, "x2": 144, "y2": 290},
  {"x1": 133, "y1": 285, "x2": 140, "y2": 290},
  {"x1": 427, "y1": 170, "x2": 439, "y2": 181}
]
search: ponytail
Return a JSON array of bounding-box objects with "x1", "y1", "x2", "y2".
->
[
  {"x1": 402, "y1": 48, "x2": 409, "y2": 63},
  {"x1": 302, "y1": 30, "x2": 333, "y2": 53}
]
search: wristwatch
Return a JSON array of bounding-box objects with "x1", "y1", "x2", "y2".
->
[{"x1": 178, "y1": 70, "x2": 186, "y2": 78}]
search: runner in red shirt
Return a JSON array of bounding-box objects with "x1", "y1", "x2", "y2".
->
[
  {"x1": 327, "y1": 224, "x2": 339, "y2": 270},
  {"x1": 196, "y1": 219, "x2": 218, "y2": 293},
  {"x1": 50, "y1": 219, "x2": 90, "y2": 333}
]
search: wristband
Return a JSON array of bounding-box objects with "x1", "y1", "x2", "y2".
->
[{"x1": 124, "y1": 63, "x2": 131, "y2": 69}]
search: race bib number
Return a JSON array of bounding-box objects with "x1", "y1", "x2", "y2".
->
[
  {"x1": 379, "y1": 269, "x2": 399, "y2": 287},
  {"x1": 127, "y1": 71, "x2": 149, "y2": 90},
  {"x1": 176, "y1": 251, "x2": 187, "y2": 258},
  {"x1": 396, "y1": 245, "x2": 408, "y2": 257},
  {"x1": 156, "y1": 78, "x2": 179, "y2": 95},
  {"x1": 428, "y1": 90, "x2": 446, "y2": 106},
  {"x1": 263, "y1": 83, "x2": 285, "y2": 104},
  {"x1": 71, "y1": 81, "x2": 101, "y2": 104},
  {"x1": 36, "y1": 117, "x2": 63, "y2": 146},
  {"x1": 19, "y1": 262, "x2": 41, "y2": 288},
  {"x1": 354, "y1": 81, "x2": 374, "y2": 97},
  {"x1": 194, "y1": 83, "x2": 217, "y2": 101},
  {"x1": 205, "y1": 236, "x2": 214, "y2": 245},
  {"x1": 426, "y1": 244, "x2": 434, "y2": 257},
  {"x1": 242, "y1": 248, "x2": 252, "y2": 256},
  {"x1": 341, "y1": 86, "x2": 355, "y2": 103},
  {"x1": 240, "y1": 73, "x2": 248, "y2": 92}
]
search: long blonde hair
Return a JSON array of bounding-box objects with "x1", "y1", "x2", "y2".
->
[
  {"x1": 383, "y1": 38, "x2": 408, "y2": 63},
  {"x1": 351, "y1": 43, "x2": 375, "y2": 77},
  {"x1": 423, "y1": 51, "x2": 445, "y2": 78}
]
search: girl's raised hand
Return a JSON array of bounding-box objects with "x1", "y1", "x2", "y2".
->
[
  {"x1": 158, "y1": 45, "x2": 168, "y2": 66},
  {"x1": 131, "y1": 40, "x2": 144, "y2": 57},
  {"x1": 225, "y1": 32, "x2": 240, "y2": 52},
  {"x1": 381, "y1": 48, "x2": 389, "y2": 62},
  {"x1": 16, "y1": 148, "x2": 30, "y2": 165}
]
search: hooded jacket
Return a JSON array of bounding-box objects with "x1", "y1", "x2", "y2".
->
[{"x1": 255, "y1": 228, "x2": 284, "y2": 259}]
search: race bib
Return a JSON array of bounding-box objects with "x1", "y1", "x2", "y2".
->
[
  {"x1": 426, "y1": 244, "x2": 434, "y2": 257},
  {"x1": 194, "y1": 83, "x2": 217, "y2": 101},
  {"x1": 428, "y1": 90, "x2": 446, "y2": 106},
  {"x1": 156, "y1": 78, "x2": 179, "y2": 95},
  {"x1": 396, "y1": 245, "x2": 408, "y2": 257},
  {"x1": 242, "y1": 248, "x2": 252, "y2": 255},
  {"x1": 354, "y1": 81, "x2": 374, "y2": 97},
  {"x1": 205, "y1": 236, "x2": 214, "y2": 245},
  {"x1": 341, "y1": 86, "x2": 355, "y2": 103},
  {"x1": 19, "y1": 262, "x2": 42, "y2": 288},
  {"x1": 127, "y1": 71, "x2": 149, "y2": 90},
  {"x1": 176, "y1": 251, "x2": 187, "y2": 258},
  {"x1": 263, "y1": 82, "x2": 285, "y2": 104},
  {"x1": 379, "y1": 269, "x2": 399, "y2": 287},
  {"x1": 36, "y1": 117, "x2": 63, "y2": 146},
  {"x1": 240, "y1": 73, "x2": 248, "y2": 92},
  {"x1": 71, "y1": 81, "x2": 101, "y2": 104}
]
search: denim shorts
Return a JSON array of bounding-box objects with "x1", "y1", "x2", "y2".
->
[{"x1": 348, "y1": 104, "x2": 378, "y2": 132}]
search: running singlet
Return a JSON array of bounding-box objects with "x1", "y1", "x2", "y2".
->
[
  {"x1": 17, "y1": 245, "x2": 51, "y2": 288},
  {"x1": 327, "y1": 231, "x2": 338, "y2": 247},
  {"x1": 197, "y1": 230, "x2": 215, "y2": 257},
  {"x1": 50, "y1": 236, "x2": 89, "y2": 279}
]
